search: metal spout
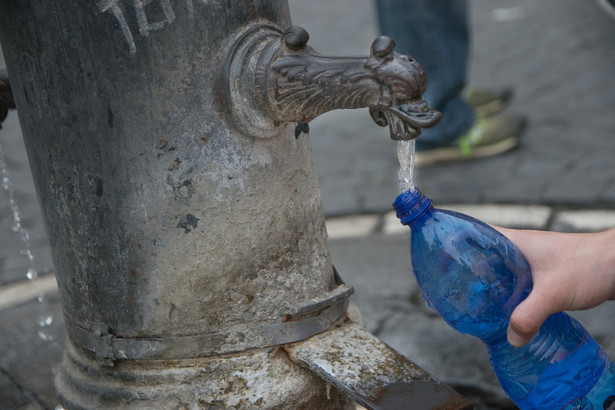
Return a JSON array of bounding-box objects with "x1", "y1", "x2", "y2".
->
[{"x1": 225, "y1": 25, "x2": 441, "y2": 140}]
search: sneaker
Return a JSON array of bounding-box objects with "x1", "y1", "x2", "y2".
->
[
  {"x1": 463, "y1": 86, "x2": 514, "y2": 117},
  {"x1": 596, "y1": 0, "x2": 615, "y2": 21},
  {"x1": 415, "y1": 113, "x2": 527, "y2": 167}
]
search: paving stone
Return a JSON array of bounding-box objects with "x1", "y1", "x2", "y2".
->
[
  {"x1": 325, "y1": 215, "x2": 380, "y2": 239},
  {"x1": 382, "y1": 203, "x2": 552, "y2": 236},
  {"x1": 0, "y1": 369, "x2": 43, "y2": 410},
  {"x1": 329, "y1": 233, "x2": 417, "y2": 301},
  {"x1": 0, "y1": 274, "x2": 58, "y2": 311},
  {"x1": 551, "y1": 209, "x2": 615, "y2": 233},
  {"x1": 437, "y1": 204, "x2": 552, "y2": 229},
  {"x1": 0, "y1": 292, "x2": 65, "y2": 409}
]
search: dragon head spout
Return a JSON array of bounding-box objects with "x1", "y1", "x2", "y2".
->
[{"x1": 366, "y1": 36, "x2": 441, "y2": 140}]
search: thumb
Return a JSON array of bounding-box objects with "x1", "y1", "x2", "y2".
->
[{"x1": 507, "y1": 291, "x2": 555, "y2": 347}]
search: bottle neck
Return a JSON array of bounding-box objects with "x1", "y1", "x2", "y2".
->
[{"x1": 393, "y1": 187, "x2": 433, "y2": 225}]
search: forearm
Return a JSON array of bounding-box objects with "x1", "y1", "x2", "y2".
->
[{"x1": 591, "y1": 227, "x2": 615, "y2": 301}]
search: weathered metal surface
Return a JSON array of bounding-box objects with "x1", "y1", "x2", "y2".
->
[
  {"x1": 65, "y1": 290, "x2": 351, "y2": 364},
  {"x1": 226, "y1": 25, "x2": 441, "y2": 141},
  {"x1": 0, "y1": 0, "x2": 327, "y2": 349},
  {"x1": 286, "y1": 321, "x2": 474, "y2": 410},
  {"x1": 0, "y1": 0, "x2": 462, "y2": 407},
  {"x1": 55, "y1": 340, "x2": 352, "y2": 409},
  {"x1": 0, "y1": 0, "x2": 356, "y2": 407}
]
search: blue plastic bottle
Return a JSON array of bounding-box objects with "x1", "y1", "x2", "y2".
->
[{"x1": 393, "y1": 187, "x2": 615, "y2": 409}]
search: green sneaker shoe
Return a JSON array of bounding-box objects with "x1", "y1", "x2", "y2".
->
[
  {"x1": 415, "y1": 113, "x2": 527, "y2": 167},
  {"x1": 463, "y1": 86, "x2": 514, "y2": 117}
]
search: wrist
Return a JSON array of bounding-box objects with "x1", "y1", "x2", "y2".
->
[{"x1": 594, "y1": 228, "x2": 615, "y2": 299}]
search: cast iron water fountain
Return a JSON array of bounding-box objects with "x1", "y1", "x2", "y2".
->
[{"x1": 0, "y1": 1, "x2": 470, "y2": 408}]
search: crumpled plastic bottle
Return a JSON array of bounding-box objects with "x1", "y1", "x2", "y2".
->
[{"x1": 393, "y1": 187, "x2": 615, "y2": 409}]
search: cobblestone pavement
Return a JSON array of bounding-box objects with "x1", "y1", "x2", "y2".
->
[
  {"x1": 1, "y1": 0, "x2": 615, "y2": 409},
  {"x1": 290, "y1": 0, "x2": 615, "y2": 214}
]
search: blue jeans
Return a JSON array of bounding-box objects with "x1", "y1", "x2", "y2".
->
[{"x1": 376, "y1": 0, "x2": 475, "y2": 149}]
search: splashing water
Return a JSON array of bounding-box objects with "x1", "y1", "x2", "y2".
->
[
  {"x1": 38, "y1": 314, "x2": 54, "y2": 327},
  {"x1": 397, "y1": 140, "x2": 416, "y2": 192},
  {"x1": 0, "y1": 142, "x2": 37, "y2": 280},
  {"x1": 0, "y1": 140, "x2": 52, "y2": 341}
]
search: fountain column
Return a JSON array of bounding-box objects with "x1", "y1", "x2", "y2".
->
[{"x1": 0, "y1": 1, "x2": 469, "y2": 408}]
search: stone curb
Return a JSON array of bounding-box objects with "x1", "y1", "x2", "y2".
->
[
  {"x1": 326, "y1": 204, "x2": 615, "y2": 239},
  {"x1": 0, "y1": 274, "x2": 58, "y2": 311}
]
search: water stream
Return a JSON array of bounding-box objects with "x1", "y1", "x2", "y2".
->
[
  {"x1": 0, "y1": 140, "x2": 54, "y2": 341},
  {"x1": 397, "y1": 140, "x2": 416, "y2": 192}
]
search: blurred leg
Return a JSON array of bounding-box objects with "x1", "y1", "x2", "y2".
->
[{"x1": 376, "y1": 0, "x2": 475, "y2": 149}]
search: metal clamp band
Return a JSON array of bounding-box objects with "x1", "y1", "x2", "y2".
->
[{"x1": 65, "y1": 284, "x2": 353, "y2": 366}]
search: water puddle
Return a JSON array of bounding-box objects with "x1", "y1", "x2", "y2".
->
[
  {"x1": 397, "y1": 140, "x2": 416, "y2": 192},
  {"x1": 0, "y1": 140, "x2": 54, "y2": 341}
]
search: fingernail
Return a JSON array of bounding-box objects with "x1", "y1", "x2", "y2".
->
[{"x1": 507, "y1": 326, "x2": 526, "y2": 347}]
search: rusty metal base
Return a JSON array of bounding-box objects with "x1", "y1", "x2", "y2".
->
[
  {"x1": 286, "y1": 320, "x2": 473, "y2": 410},
  {"x1": 55, "y1": 340, "x2": 352, "y2": 409}
]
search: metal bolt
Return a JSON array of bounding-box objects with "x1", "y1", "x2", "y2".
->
[{"x1": 284, "y1": 26, "x2": 309, "y2": 50}]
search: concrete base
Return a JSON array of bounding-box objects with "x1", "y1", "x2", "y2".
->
[{"x1": 55, "y1": 341, "x2": 351, "y2": 409}]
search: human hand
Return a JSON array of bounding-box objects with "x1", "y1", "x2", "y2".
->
[{"x1": 495, "y1": 227, "x2": 615, "y2": 347}]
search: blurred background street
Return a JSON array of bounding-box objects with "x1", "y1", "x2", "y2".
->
[{"x1": 1, "y1": 0, "x2": 615, "y2": 408}]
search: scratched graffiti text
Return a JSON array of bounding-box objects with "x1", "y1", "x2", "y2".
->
[{"x1": 97, "y1": 0, "x2": 210, "y2": 54}]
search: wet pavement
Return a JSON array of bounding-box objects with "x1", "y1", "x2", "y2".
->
[{"x1": 1, "y1": 0, "x2": 615, "y2": 409}]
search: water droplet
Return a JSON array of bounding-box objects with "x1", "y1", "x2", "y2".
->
[
  {"x1": 38, "y1": 314, "x2": 53, "y2": 327},
  {"x1": 26, "y1": 268, "x2": 38, "y2": 280},
  {"x1": 1, "y1": 141, "x2": 51, "y2": 341},
  {"x1": 2, "y1": 176, "x2": 10, "y2": 190},
  {"x1": 37, "y1": 293, "x2": 45, "y2": 303},
  {"x1": 38, "y1": 330, "x2": 54, "y2": 341}
]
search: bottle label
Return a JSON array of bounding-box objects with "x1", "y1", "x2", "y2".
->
[
  {"x1": 561, "y1": 398, "x2": 591, "y2": 410},
  {"x1": 562, "y1": 362, "x2": 615, "y2": 410},
  {"x1": 562, "y1": 396, "x2": 615, "y2": 410}
]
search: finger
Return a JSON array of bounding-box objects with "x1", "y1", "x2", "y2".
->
[{"x1": 507, "y1": 292, "x2": 555, "y2": 347}]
